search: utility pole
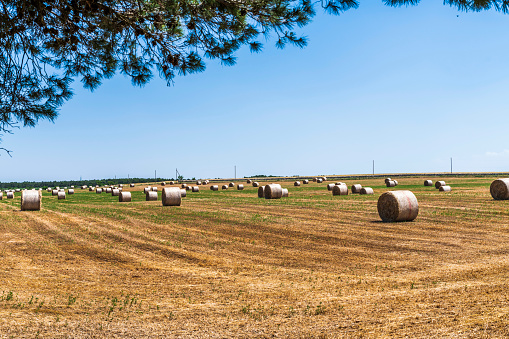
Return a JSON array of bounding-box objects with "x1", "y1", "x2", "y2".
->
[
  {"x1": 451, "y1": 158, "x2": 453, "y2": 174},
  {"x1": 372, "y1": 160, "x2": 375, "y2": 175},
  {"x1": 234, "y1": 165, "x2": 236, "y2": 179},
  {"x1": 155, "y1": 170, "x2": 157, "y2": 181}
]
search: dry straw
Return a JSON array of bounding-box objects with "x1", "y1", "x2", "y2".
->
[
  {"x1": 180, "y1": 189, "x2": 187, "y2": 197},
  {"x1": 252, "y1": 182, "x2": 259, "y2": 187},
  {"x1": 490, "y1": 179, "x2": 509, "y2": 200},
  {"x1": 192, "y1": 186, "x2": 199, "y2": 192},
  {"x1": 68, "y1": 189, "x2": 74, "y2": 195},
  {"x1": 222, "y1": 185, "x2": 228, "y2": 190},
  {"x1": 351, "y1": 184, "x2": 362, "y2": 194},
  {"x1": 58, "y1": 191, "x2": 66, "y2": 200},
  {"x1": 360, "y1": 187, "x2": 374, "y2": 195},
  {"x1": 377, "y1": 190, "x2": 418, "y2": 222},
  {"x1": 119, "y1": 192, "x2": 131, "y2": 202},
  {"x1": 211, "y1": 185, "x2": 219, "y2": 191},
  {"x1": 439, "y1": 185, "x2": 452, "y2": 192},
  {"x1": 424, "y1": 180, "x2": 433, "y2": 186},
  {"x1": 146, "y1": 191, "x2": 157, "y2": 201},
  {"x1": 257, "y1": 186, "x2": 265, "y2": 198},
  {"x1": 7, "y1": 192, "x2": 13, "y2": 199},
  {"x1": 237, "y1": 184, "x2": 244, "y2": 190},
  {"x1": 21, "y1": 190, "x2": 41, "y2": 211},
  {"x1": 162, "y1": 187, "x2": 181, "y2": 206},
  {"x1": 112, "y1": 189, "x2": 120, "y2": 196},
  {"x1": 435, "y1": 181, "x2": 446, "y2": 189},
  {"x1": 332, "y1": 185, "x2": 348, "y2": 196},
  {"x1": 264, "y1": 184, "x2": 282, "y2": 199},
  {"x1": 294, "y1": 181, "x2": 301, "y2": 187},
  {"x1": 303, "y1": 179, "x2": 309, "y2": 184}
]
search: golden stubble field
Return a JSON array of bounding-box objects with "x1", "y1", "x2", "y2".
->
[{"x1": 1, "y1": 176, "x2": 509, "y2": 338}]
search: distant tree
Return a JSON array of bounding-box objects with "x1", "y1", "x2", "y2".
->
[{"x1": 1, "y1": 0, "x2": 507, "y2": 153}]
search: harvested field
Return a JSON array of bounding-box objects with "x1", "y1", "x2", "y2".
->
[{"x1": 1, "y1": 176, "x2": 509, "y2": 337}]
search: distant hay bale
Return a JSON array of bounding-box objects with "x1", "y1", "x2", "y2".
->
[
  {"x1": 386, "y1": 181, "x2": 396, "y2": 187},
  {"x1": 192, "y1": 186, "x2": 199, "y2": 192},
  {"x1": 46, "y1": 188, "x2": 52, "y2": 192},
  {"x1": 490, "y1": 179, "x2": 509, "y2": 200},
  {"x1": 264, "y1": 184, "x2": 283, "y2": 199},
  {"x1": 119, "y1": 184, "x2": 123, "y2": 188},
  {"x1": 332, "y1": 185, "x2": 348, "y2": 196},
  {"x1": 424, "y1": 180, "x2": 433, "y2": 186},
  {"x1": 196, "y1": 181, "x2": 202, "y2": 185},
  {"x1": 313, "y1": 178, "x2": 317, "y2": 182},
  {"x1": 96, "y1": 188, "x2": 102, "y2": 194},
  {"x1": 106, "y1": 188, "x2": 112, "y2": 193},
  {"x1": 394, "y1": 180, "x2": 398, "y2": 186},
  {"x1": 6, "y1": 192, "x2": 14, "y2": 199},
  {"x1": 119, "y1": 192, "x2": 131, "y2": 202},
  {"x1": 181, "y1": 184, "x2": 187, "y2": 188},
  {"x1": 146, "y1": 191, "x2": 158, "y2": 201},
  {"x1": 144, "y1": 187, "x2": 151, "y2": 194},
  {"x1": 180, "y1": 189, "x2": 187, "y2": 197},
  {"x1": 282, "y1": 188, "x2": 289, "y2": 197},
  {"x1": 327, "y1": 183, "x2": 335, "y2": 191},
  {"x1": 258, "y1": 186, "x2": 265, "y2": 198},
  {"x1": 360, "y1": 187, "x2": 374, "y2": 195},
  {"x1": 169, "y1": 181, "x2": 174, "y2": 185},
  {"x1": 439, "y1": 185, "x2": 451, "y2": 192},
  {"x1": 15, "y1": 189, "x2": 20, "y2": 192},
  {"x1": 58, "y1": 191, "x2": 66, "y2": 200},
  {"x1": 321, "y1": 177, "x2": 327, "y2": 181},
  {"x1": 52, "y1": 189, "x2": 58, "y2": 196},
  {"x1": 247, "y1": 179, "x2": 252, "y2": 184},
  {"x1": 21, "y1": 190, "x2": 41, "y2": 211},
  {"x1": 118, "y1": 187, "x2": 123, "y2": 192},
  {"x1": 112, "y1": 189, "x2": 120, "y2": 196},
  {"x1": 229, "y1": 182, "x2": 234, "y2": 187},
  {"x1": 70, "y1": 186, "x2": 74, "y2": 189},
  {"x1": 435, "y1": 181, "x2": 446, "y2": 189},
  {"x1": 152, "y1": 187, "x2": 158, "y2": 192},
  {"x1": 0, "y1": 192, "x2": 2, "y2": 200},
  {"x1": 162, "y1": 187, "x2": 182, "y2": 206},
  {"x1": 385, "y1": 178, "x2": 391, "y2": 184},
  {"x1": 222, "y1": 185, "x2": 228, "y2": 190},
  {"x1": 237, "y1": 184, "x2": 244, "y2": 190},
  {"x1": 335, "y1": 182, "x2": 345, "y2": 186},
  {"x1": 130, "y1": 183, "x2": 135, "y2": 187},
  {"x1": 161, "y1": 182, "x2": 166, "y2": 186},
  {"x1": 317, "y1": 178, "x2": 323, "y2": 183},
  {"x1": 377, "y1": 190, "x2": 419, "y2": 222},
  {"x1": 351, "y1": 184, "x2": 362, "y2": 194},
  {"x1": 68, "y1": 189, "x2": 74, "y2": 195},
  {"x1": 253, "y1": 182, "x2": 259, "y2": 187},
  {"x1": 211, "y1": 185, "x2": 219, "y2": 191},
  {"x1": 186, "y1": 186, "x2": 191, "y2": 191},
  {"x1": 294, "y1": 181, "x2": 301, "y2": 187},
  {"x1": 89, "y1": 187, "x2": 94, "y2": 191},
  {"x1": 303, "y1": 179, "x2": 309, "y2": 184}
]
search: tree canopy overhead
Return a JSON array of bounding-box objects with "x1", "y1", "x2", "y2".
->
[{"x1": 0, "y1": 0, "x2": 507, "y2": 153}]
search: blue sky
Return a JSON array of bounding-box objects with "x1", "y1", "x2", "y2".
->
[{"x1": 1, "y1": 2, "x2": 509, "y2": 182}]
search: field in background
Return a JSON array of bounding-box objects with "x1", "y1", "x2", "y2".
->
[{"x1": 1, "y1": 176, "x2": 509, "y2": 337}]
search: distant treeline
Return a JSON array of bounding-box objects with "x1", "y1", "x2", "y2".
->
[{"x1": 0, "y1": 178, "x2": 181, "y2": 190}]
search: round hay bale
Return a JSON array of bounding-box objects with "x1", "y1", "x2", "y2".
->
[
  {"x1": 21, "y1": 190, "x2": 41, "y2": 211},
  {"x1": 106, "y1": 188, "x2": 112, "y2": 193},
  {"x1": 384, "y1": 178, "x2": 391, "y2": 184},
  {"x1": 161, "y1": 182, "x2": 166, "y2": 186},
  {"x1": 303, "y1": 179, "x2": 309, "y2": 184},
  {"x1": 386, "y1": 181, "x2": 396, "y2": 187},
  {"x1": 96, "y1": 188, "x2": 102, "y2": 194},
  {"x1": 146, "y1": 191, "x2": 158, "y2": 201},
  {"x1": 257, "y1": 186, "x2": 265, "y2": 198},
  {"x1": 112, "y1": 189, "x2": 120, "y2": 196},
  {"x1": 247, "y1": 179, "x2": 252, "y2": 184},
  {"x1": 89, "y1": 187, "x2": 94, "y2": 191},
  {"x1": 335, "y1": 182, "x2": 345, "y2": 186},
  {"x1": 439, "y1": 185, "x2": 451, "y2": 192},
  {"x1": 68, "y1": 189, "x2": 74, "y2": 195},
  {"x1": 253, "y1": 182, "x2": 259, "y2": 187},
  {"x1": 196, "y1": 181, "x2": 202, "y2": 185},
  {"x1": 186, "y1": 186, "x2": 191, "y2": 191},
  {"x1": 180, "y1": 189, "x2": 187, "y2": 197},
  {"x1": 351, "y1": 184, "x2": 362, "y2": 194},
  {"x1": 435, "y1": 181, "x2": 446, "y2": 189},
  {"x1": 118, "y1": 187, "x2": 123, "y2": 192},
  {"x1": 332, "y1": 185, "x2": 348, "y2": 196},
  {"x1": 321, "y1": 177, "x2": 327, "y2": 181},
  {"x1": 394, "y1": 180, "x2": 398, "y2": 186},
  {"x1": 168, "y1": 181, "x2": 174, "y2": 185},
  {"x1": 130, "y1": 183, "x2": 135, "y2": 187},
  {"x1": 181, "y1": 184, "x2": 187, "y2": 188},
  {"x1": 360, "y1": 187, "x2": 374, "y2": 195},
  {"x1": 70, "y1": 186, "x2": 74, "y2": 189},
  {"x1": 377, "y1": 190, "x2": 419, "y2": 222},
  {"x1": 204, "y1": 180, "x2": 210, "y2": 184},
  {"x1": 119, "y1": 184, "x2": 123, "y2": 188},
  {"x1": 58, "y1": 191, "x2": 66, "y2": 200},
  {"x1": 162, "y1": 187, "x2": 181, "y2": 206},
  {"x1": 52, "y1": 189, "x2": 58, "y2": 196},
  {"x1": 294, "y1": 181, "x2": 301, "y2": 187},
  {"x1": 237, "y1": 184, "x2": 244, "y2": 190},
  {"x1": 144, "y1": 187, "x2": 151, "y2": 194},
  {"x1": 264, "y1": 184, "x2": 282, "y2": 199},
  {"x1": 152, "y1": 187, "x2": 158, "y2": 192},
  {"x1": 327, "y1": 183, "x2": 335, "y2": 191},
  {"x1": 192, "y1": 186, "x2": 199, "y2": 192},
  {"x1": 229, "y1": 182, "x2": 234, "y2": 187},
  {"x1": 312, "y1": 178, "x2": 317, "y2": 182},
  {"x1": 222, "y1": 185, "x2": 228, "y2": 190},
  {"x1": 0, "y1": 192, "x2": 2, "y2": 200},
  {"x1": 6, "y1": 191, "x2": 14, "y2": 199},
  {"x1": 490, "y1": 179, "x2": 509, "y2": 200},
  {"x1": 119, "y1": 192, "x2": 131, "y2": 202},
  {"x1": 15, "y1": 189, "x2": 20, "y2": 192},
  {"x1": 282, "y1": 188, "x2": 289, "y2": 197},
  {"x1": 46, "y1": 188, "x2": 52, "y2": 192},
  {"x1": 424, "y1": 180, "x2": 433, "y2": 186},
  {"x1": 211, "y1": 185, "x2": 219, "y2": 191},
  {"x1": 316, "y1": 178, "x2": 323, "y2": 183}
]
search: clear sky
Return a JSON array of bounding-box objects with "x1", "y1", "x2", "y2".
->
[{"x1": 1, "y1": 2, "x2": 509, "y2": 182}]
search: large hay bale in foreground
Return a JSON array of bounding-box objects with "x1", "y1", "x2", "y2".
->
[
  {"x1": 327, "y1": 183, "x2": 335, "y2": 191},
  {"x1": 360, "y1": 187, "x2": 374, "y2": 195},
  {"x1": 222, "y1": 185, "x2": 228, "y2": 190},
  {"x1": 332, "y1": 185, "x2": 348, "y2": 196},
  {"x1": 68, "y1": 189, "x2": 74, "y2": 195},
  {"x1": 58, "y1": 191, "x2": 66, "y2": 200},
  {"x1": 112, "y1": 189, "x2": 120, "y2": 196},
  {"x1": 237, "y1": 184, "x2": 244, "y2": 190},
  {"x1": 490, "y1": 179, "x2": 509, "y2": 200},
  {"x1": 282, "y1": 188, "x2": 289, "y2": 197},
  {"x1": 258, "y1": 186, "x2": 265, "y2": 198},
  {"x1": 211, "y1": 185, "x2": 219, "y2": 191},
  {"x1": 229, "y1": 182, "x2": 234, "y2": 187},
  {"x1": 52, "y1": 189, "x2": 58, "y2": 196},
  {"x1": 386, "y1": 181, "x2": 396, "y2": 187},
  {"x1": 294, "y1": 181, "x2": 301, "y2": 187},
  {"x1": 146, "y1": 191, "x2": 157, "y2": 201},
  {"x1": 162, "y1": 187, "x2": 181, "y2": 206},
  {"x1": 264, "y1": 184, "x2": 282, "y2": 199},
  {"x1": 181, "y1": 189, "x2": 187, "y2": 197},
  {"x1": 7, "y1": 192, "x2": 14, "y2": 199},
  {"x1": 351, "y1": 184, "x2": 362, "y2": 194},
  {"x1": 424, "y1": 180, "x2": 433, "y2": 186},
  {"x1": 192, "y1": 186, "x2": 199, "y2": 192},
  {"x1": 435, "y1": 181, "x2": 446, "y2": 189},
  {"x1": 119, "y1": 192, "x2": 131, "y2": 202},
  {"x1": 21, "y1": 190, "x2": 41, "y2": 211},
  {"x1": 253, "y1": 182, "x2": 259, "y2": 187},
  {"x1": 377, "y1": 190, "x2": 419, "y2": 222},
  {"x1": 439, "y1": 185, "x2": 451, "y2": 192}
]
